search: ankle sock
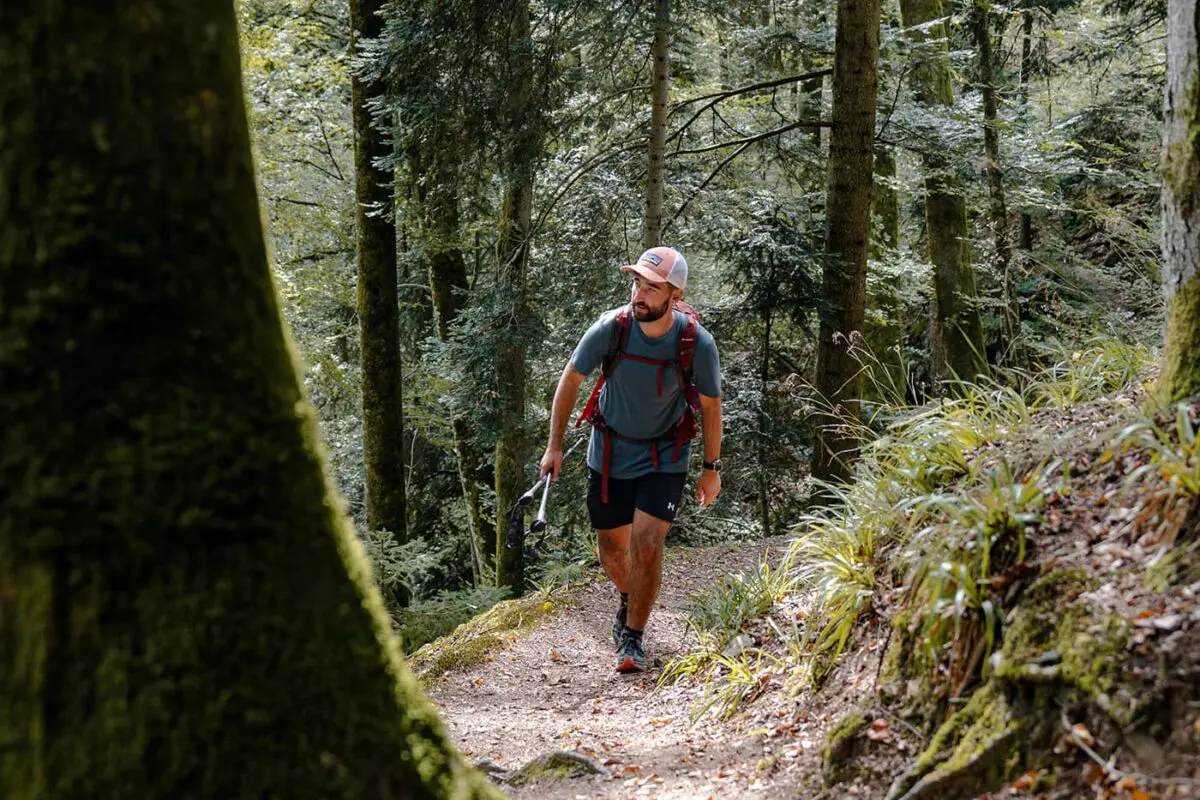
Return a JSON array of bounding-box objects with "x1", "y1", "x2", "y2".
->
[
  {"x1": 621, "y1": 625, "x2": 643, "y2": 642},
  {"x1": 619, "y1": 592, "x2": 628, "y2": 609}
]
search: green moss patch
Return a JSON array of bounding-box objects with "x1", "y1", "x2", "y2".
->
[
  {"x1": 888, "y1": 570, "x2": 1134, "y2": 800},
  {"x1": 821, "y1": 710, "x2": 868, "y2": 784},
  {"x1": 409, "y1": 592, "x2": 559, "y2": 683}
]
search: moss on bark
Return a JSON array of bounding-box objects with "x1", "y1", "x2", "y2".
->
[
  {"x1": 900, "y1": 0, "x2": 987, "y2": 388},
  {"x1": 812, "y1": 0, "x2": 882, "y2": 487},
  {"x1": 352, "y1": 0, "x2": 407, "y2": 593},
  {"x1": 888, "y1": 570, "x2": 1132, "y2": 800},
  {"x1": 1157, "y1": 194, "x2": 1200, "y2": 408},
  {"x1": 0, "y1": 3, "x2": 496, "y2": 797}
]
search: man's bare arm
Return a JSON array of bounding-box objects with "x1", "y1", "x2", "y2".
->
[
  {"x1": 698, "y1": 393, "x2": 722, "y2": 462},
  {"x1": 541, "y1": 362, "x2": 586, "y2": 479},
  {"x1": 696, "y1": 393, "x2": 723, "y2": 507}
]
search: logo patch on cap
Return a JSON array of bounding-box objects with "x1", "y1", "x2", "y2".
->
[{"x1": 642, "y1": 252, "x2": 664, "y2": 267}]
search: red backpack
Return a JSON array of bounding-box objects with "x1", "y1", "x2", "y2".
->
[{"x1": 577, "y1": 301, "x2": 702, "y2": 503}]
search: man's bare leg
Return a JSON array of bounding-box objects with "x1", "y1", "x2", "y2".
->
[
  {"x1": 625, "y1": 510, "x2": 671, "y2": 630},
  {"x1": 596, "y1": 525, "x2": 632, "y2": 593}
]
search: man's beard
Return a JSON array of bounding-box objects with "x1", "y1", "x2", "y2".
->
[{"x1": 633, "y1": 294, "x2": 672, "y2": 322}]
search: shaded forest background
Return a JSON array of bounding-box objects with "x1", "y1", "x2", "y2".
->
[{"x1": 237, "y1": 0, "x2": 1169, "y2": 646}]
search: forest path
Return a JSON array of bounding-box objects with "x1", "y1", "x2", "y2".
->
[{"x1": 425, "y1": 535, "x2": 870, "y2": 799}]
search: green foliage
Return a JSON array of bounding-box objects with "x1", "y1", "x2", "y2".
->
[
  {"x1": 659, "y1": 557, "x2": 793, "y2": 721},
  {"x1": 1119, "y1": 402, "x2": 1200, "y2": 498},
  {"x1": 902, "y1": 462, "x2": 1050, "y2": 689}
]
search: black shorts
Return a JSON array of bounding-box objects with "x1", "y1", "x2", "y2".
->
[{"x1": 586, "y1": 468, "x2": 687, "y2": 530}]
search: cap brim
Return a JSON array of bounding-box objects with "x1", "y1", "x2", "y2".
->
[{"x1": 620, "y1": 264, "x2": 669, "y2": 283}]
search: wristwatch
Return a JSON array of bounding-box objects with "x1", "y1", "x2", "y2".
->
[{"x1": 702, "y1": 459, "x2": 722, "y2": 473}]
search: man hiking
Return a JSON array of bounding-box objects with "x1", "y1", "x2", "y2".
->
[{"x1": 539, "y1": 246, "x2": 723, "y2": 674}]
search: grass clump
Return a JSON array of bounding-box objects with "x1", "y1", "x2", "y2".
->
[{"x1": 659, "y1": 556, "x2": 793, "y2": 721}]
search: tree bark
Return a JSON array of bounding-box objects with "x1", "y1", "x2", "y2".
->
[
  {"x1": 759, "y1": 309, "x2": 774, "y2": 536},
  {"x1": 413, "y1": 148, "x2": 494, "y2": 584},
  {"x1": 811, "y1": 0, "x2": 882, "y2": 489},
  {"x1": 971, "y1": 0, "x2": 1018, "y2": 361},
  {"x1": 1156, "y1": 0, "x2": 1200, "y2": 404},
  {"x1": 0, "y1": 2, "x2": 494, "y2": 797},
  {"x1": 900, "y1": 0, "x2": 987, "y2": 387},
  {"x1": 643, "y1": 0, "x2": 671, "y2": 249},
  {"x1": 495, "y1": 0, "x2": 537, "y2": 596},
  {"x1": 1018, "y1": 10, "x2": 1035, "y2": 252},
  {"x1": 352, "y1": 0, "x2": 407, "y2": 602}
]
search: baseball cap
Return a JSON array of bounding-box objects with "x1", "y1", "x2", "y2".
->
[{"x1": 620, "y1": 246, "x2": 688, "y2": 290}]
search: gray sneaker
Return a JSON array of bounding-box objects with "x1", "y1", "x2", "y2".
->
[
  {"x1": 612, "y1": 604, "x2": 627, "y2": 649},
  {"x1": 614, "y1": 634, "x2": 645, "y2": 674}
]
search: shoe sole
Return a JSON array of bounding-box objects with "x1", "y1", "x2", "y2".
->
[{"x1": 614, "y1": 656, "x2": 644, "y2": 674}]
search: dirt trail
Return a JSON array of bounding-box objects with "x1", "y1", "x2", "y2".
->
[{"x1": 425, "y1": 536, "x2": 859, "y2": 799}]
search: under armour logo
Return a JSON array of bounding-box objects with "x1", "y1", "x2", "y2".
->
[{"x1": 667, "y1": 502, "x2": 676, "y2": 511}]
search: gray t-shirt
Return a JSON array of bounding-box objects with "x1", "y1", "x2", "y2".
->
[{"x1": 571, "y1": 306, "x2": 721, "y2": 479}]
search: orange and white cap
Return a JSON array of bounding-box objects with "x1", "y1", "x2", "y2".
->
[{"x1": 620, "y1": 246, "x2": 688, "y2": 290}]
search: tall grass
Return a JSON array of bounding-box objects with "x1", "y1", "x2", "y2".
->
[{"x1": 782, "y1": 338, "x2": 1150, "y2": 690}]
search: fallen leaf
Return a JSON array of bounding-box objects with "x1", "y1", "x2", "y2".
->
[
  {"x1": 473, "y1": 678, "x2": 484, "y2": 687},
  {"x1": 550, "y1": 649, "x2": 565, "y2": 663},
  {"x1": 1131, "y1": 791, "x2": 1151, "y2": 800},
  {"x1": 866, "y1": 719, "x2": 891, "y2": 742},
  {"x1": 1115, "y1": 776, "x2": 1138, "y2": 791},
  {"x1": 650, "y1": 717, "x2": 673, "y2": 727},
  {"x1": 1011, "y1": 770, "x2": 1038, "y2": 791},
  {"x1": 1081, "y1": 762, "x2": 1105, "y2": 785}
]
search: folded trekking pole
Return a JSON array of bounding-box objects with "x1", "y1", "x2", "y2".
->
[
  {"x1": 523, "y1": 436, "x2": 585, "y2": 534},
  {"x1": 508, "y1": 435, "x2": 585, "y2": 545}
]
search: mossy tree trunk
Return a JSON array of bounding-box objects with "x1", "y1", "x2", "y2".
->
[
  {"x1": 643, "y1": 0, "x2": 670, "y2": 249},
  {"x1": 352, "y1": 0, "x2": 407, "y2": 603},
  {"x1": 495, "y1": 0, "x2": 537, "y2": 596},
  {"x1": 413, "y1": 147, "x2": 494, "y2": 584},
  {"x1": 872, "y1": 145, "x2": 900, "y2": 253},
  {"x1": 811, "y1": 0, "x2": 881, "y2": 488},
  {"x1": 900, "y1": 0, "x2": 987, "y2": 388},
  {"x1": 0, "y1": 2, "x2": 494, "y2": 797},
  {"x1": 1018, "y1": 11, "x2": 1035, "y2": 253},
  {"x1": 1156, "y1": 0, "x2": 1200, "y2": 404},
  {"x1": 971, "y1": 0, "x2": 1019, "y2": 363}
]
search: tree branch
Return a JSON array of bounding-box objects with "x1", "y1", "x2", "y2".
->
[
  {"x1": 666, "y1": 119, "x2": 832, "y2": 158},
  {"x1": 667, "y1": 69, "x2": 833, "y2": 146}
]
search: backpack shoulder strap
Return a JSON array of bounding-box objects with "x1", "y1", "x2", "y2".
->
[
  {"x1": 601, "y1": 306, "x2": 633, "y2": 376},
  {"x1": 673, "y1": 301, "x2": 700, "y2": 384}
]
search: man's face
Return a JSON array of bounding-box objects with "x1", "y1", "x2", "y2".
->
[{"x1": 631, "y1": 275, "x2": 676, "y2": 322}]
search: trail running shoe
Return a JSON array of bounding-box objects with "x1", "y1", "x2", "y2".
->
[
  {"x1": 612, "y1": 603, "x2": 627, "y2": 648},
  {"x1": 614, "y1": 634, "x2": 645, "y2": 674}
]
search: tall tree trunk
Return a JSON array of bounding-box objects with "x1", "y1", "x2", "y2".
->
[
  {"x1": 758, "y1": 309, "x2": 773, "y2": 536},
  {"x1": 872, "y1": 145, "x2": 900, "y2": 253},
  {"x1": 352, "y1": 0, "x2": 407, "y2": 604},
  {"x1": 414, "y1": 149, "x2": 493, "y2": 584},
  {"x1": 495, "y1": 0, "x2": 537, "y2": 596},
  {"x1": 1018, "y1": 10, "x2": 1035, "y2": 252},
  {"x1": 0, "y1": 2, "x2": 493, "y2": 796},
  {"x1": 643, "y1": 0, "x2": 670, "y2": 249},
  {"x1": 900, "y1": 0, "x2": 987, "y2": 387},
  {"x1": 811, "y1": 0, "x2": 882, "y2": 489},
  {"x1": 971, "y1": 0, "x2": 1018, "y2": 361},
  {"x1": 1156, "y1": 0, "x2": 1200, "y2": 404}
]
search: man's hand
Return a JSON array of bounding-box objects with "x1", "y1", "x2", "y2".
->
[
  {"x1": 540, "y1": 447, "x2": 563, "y2": 481},
  {"x1": 696, "y1": 468, "x2": 721, "y2": 508}
]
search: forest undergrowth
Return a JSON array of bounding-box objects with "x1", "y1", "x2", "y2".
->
[
  {"x1": 420, "y1": 339, "x2": 1200, "y2": 799},
  {"x1": 659, "y1": 339, "x2": 1200, "y2": 799}
]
